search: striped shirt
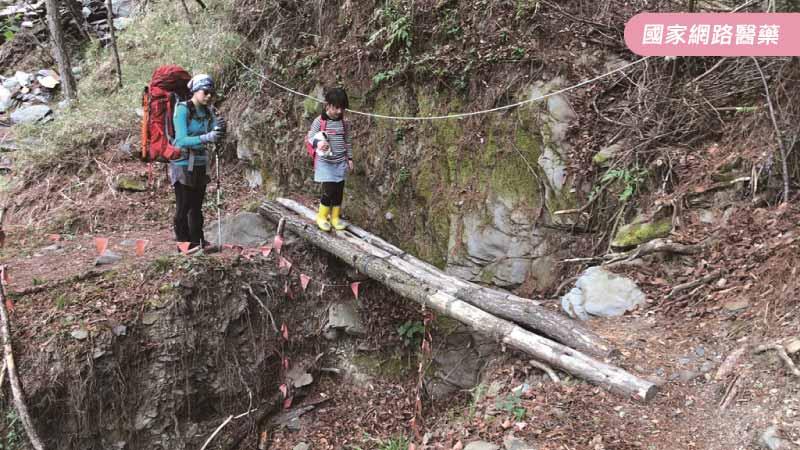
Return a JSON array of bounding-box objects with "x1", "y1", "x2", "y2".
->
[{"x1": 307, "y1": 115, "x2": 352, "y2": 164}]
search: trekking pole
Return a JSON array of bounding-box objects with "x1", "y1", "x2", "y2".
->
[{"x1": 215, "y1": 144, "x2": 222, "y2": 250}]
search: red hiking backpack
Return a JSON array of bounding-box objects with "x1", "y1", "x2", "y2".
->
[
  {"x1": 141, "y1": 65, "x2": 192, "y2": 162},
  {"x1": 305, "y1": 116, "x2": 348, "y2": 167}
]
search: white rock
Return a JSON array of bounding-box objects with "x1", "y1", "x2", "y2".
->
[
  {"x1": 14, "y1": 71, "x2": 31, "y2": 87},
  {"x1": 0, "y1": 86, "x2": 12, "y2": 113},
  {"x1": 38, "y1": 76, "x2": 59, "y2": 89},
  {"x1": 113, "y1": 17, "x2": 132, "y2": 30},
  {"x1": 561, "y1": 266, "x2": 646, "y2": 320}
]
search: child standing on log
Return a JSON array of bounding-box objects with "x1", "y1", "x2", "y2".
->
[{"x1": 307, "y1": 87, "x2": 353, "y2": 231}]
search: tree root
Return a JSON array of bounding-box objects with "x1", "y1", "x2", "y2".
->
[
  {"x1": 605, "y1": 238, "x2": 711, "y2": 267},
  {"x1": 754, "y1": 343, "x2": 800, "y2": 378},
  {"x1": 665, "y1": 269, "x2": 723, "y2": 300},
  {"x1": 530, "y1": 360, "x2": 560, "y2": 383}
]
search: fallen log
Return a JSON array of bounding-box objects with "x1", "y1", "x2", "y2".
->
[
  {"x1": 274, "y1": 198, "x2": 617, "y2": 359},
  {"x1": 259, "y1": 202, "x2": 656, "y2": 402}
]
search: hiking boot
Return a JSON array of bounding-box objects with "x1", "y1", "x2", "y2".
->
[
  {"x1": 316, "y1": 205, "x2": 332, "y2": 232},
  {"x1": 331, "y1": 206, "x2": 346, "y2": 231}
]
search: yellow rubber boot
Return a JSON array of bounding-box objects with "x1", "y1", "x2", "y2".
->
[
  {"x1": 331, "y1": 206, "x2": 347, "y2": 230},
  {"x1": 316, "y1": 205, "x2": 332, "y2": 231}
]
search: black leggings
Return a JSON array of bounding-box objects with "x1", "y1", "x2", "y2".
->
[
  {"x1": 174, "y1": 182, "x2": 207, "y2": 246},
  {"x1": 320, "y1": 181, "x2": 345, "y2": 207}
]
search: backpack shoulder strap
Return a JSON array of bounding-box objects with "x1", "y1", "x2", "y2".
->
[{"x1": 319, "y1": 116, "x2": 327, "y2": 131}]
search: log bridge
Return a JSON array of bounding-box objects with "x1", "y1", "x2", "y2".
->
[{"x1": 259, "y1": 199, "x2": 657, "y2": 402}]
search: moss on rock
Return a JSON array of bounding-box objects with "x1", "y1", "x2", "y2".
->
[
  {"x1": 116, "y1": 176, "x2": 147, "y2": 192},
  {"x1": 611, "y1": 218, "x2": 672, "y2": 248}
]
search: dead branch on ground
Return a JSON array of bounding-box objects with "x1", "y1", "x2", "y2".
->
[
  {"x1": 665, "y1": 269, "x2": 723, "y2": 300},
  {"x1": 9, "y1": 270, "x2": 105, "y2": 296},
  {"x1": 0, "y1": 270, "x2": 46, "y2": 450}
]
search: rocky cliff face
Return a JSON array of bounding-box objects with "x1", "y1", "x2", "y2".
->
[{"x1": 20, "y1": 260, "x2": 285, "y2": 450}]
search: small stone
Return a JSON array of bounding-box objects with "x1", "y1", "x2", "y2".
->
[
  {"x1": 695, "y1": 346, "x2": 706, "y2": 357},
  {"x1": 716, "y1": 277, "x2": 727, "y2": 288},
  {"x1": 14, "y1": 71, "x2": 31, "y2": 87},
  {"x1": 646, "y1": 376, "x2": 667, "y2": 387},
  {"x1": 141, "y1": 312, "x2": 160, "y2": 326},
  {"x1": 93, "y1": 348, "x2": 107, "y2": 359},
  {"x1": 322, "y1": 328, "x2": 339, "y2": 341},
  {"x1": 698, "y1": 209, "x2": 716, "y2": 224},
  {"x1": 293, "y1": 444, "x2": 310, "y2": 450},
  {"x1": 287, "y1": 365, "x2": 314, "y2": 389},
  {"x1": 504, "y1": 434, "x2": 536, "y2": 450},
  {"x1": 113, "y1": 17, "x2": 132, "y2": 30},
  {"x1": 511, "y1": 383, "x2": 531, "y2": 396},
  {"x1": 286, "y1": 417, "x2": 301, "y2": 432},
  {"x1": 700, "y1": 361, "x2": 715, "y2": 373},
  {"x1": 95, "y1": 250, "x2": 122, "y2": 266},
  {"x1": 71, "y1": 329, "x2": 89, "y2": 340},
  {"x1": 38, "y1": 76, "x2": 59, "y2": 89},
  {"x1": 40, "y1": 244, "x2": 61, "y2": 253},
  {"x1": 677, "y1": 370, "x2": 701, "y2": 383},
  {"x1": 385, "y1": 211, "x2": 394, "y2": 221},
  {"x1": 678, "y1": 357, "x2": 692, "y2": 365},
  {"x1": 465, "y1": 442, "x2": 500, "y2": 450},
  {"x1": 112, "y1": 325, "x2": 127, "y2": 336},
  {"x1": 327, "y1": 302, "x2": 366, "y2": 336},
  {"x1": 118, "y1": 142, "x2": 133, "y2": 157},
  {"x1": 723, "y1": 298, "x2": 750, "y2": 312}
]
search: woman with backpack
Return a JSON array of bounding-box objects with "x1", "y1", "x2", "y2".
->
[{"x1": 171, "y1": 74, "x2": 224, "y2": 254}]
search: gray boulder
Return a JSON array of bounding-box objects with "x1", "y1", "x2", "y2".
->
[
  {"x1": 205, "y1": 212, "x2": 271, "y2": 247},
  {"x1": 10, "y1": 104, "x2": 52, "y2": 124},
  {"x1": 561, "y1": 266, "x2": 646, "y2": 320}
]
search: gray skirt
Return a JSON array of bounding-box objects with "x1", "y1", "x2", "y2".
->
[{"x1": 314, "y1": 159, "x2": 347, "y2": 183}]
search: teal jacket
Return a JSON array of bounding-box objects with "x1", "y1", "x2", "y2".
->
[
  {"x1": 172, "y1": 102, "x2": 218, "y2": 167},
  {"x1": 169, "y1": 102, "x2": 217, "y2": 186}
]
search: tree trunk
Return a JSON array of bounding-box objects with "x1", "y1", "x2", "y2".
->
[
  {"x1": 0, "y1": 277, "x2": 46, "y2": 450},
  {"x1": 105, "y1": 0, "x2": 123, "y2": 88},
  {"x1": 45, "y1": 0, "x2": 78, "y2": 101},
  {"x1": 259, "y1": 201, "x2": 657, "y2": 402},
  {"x1": 275, "y1": 198, "x2": 617, "y2": 359},
  {"x1": 64, "y1": 0, "x2": 93, "y2": 42}
]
